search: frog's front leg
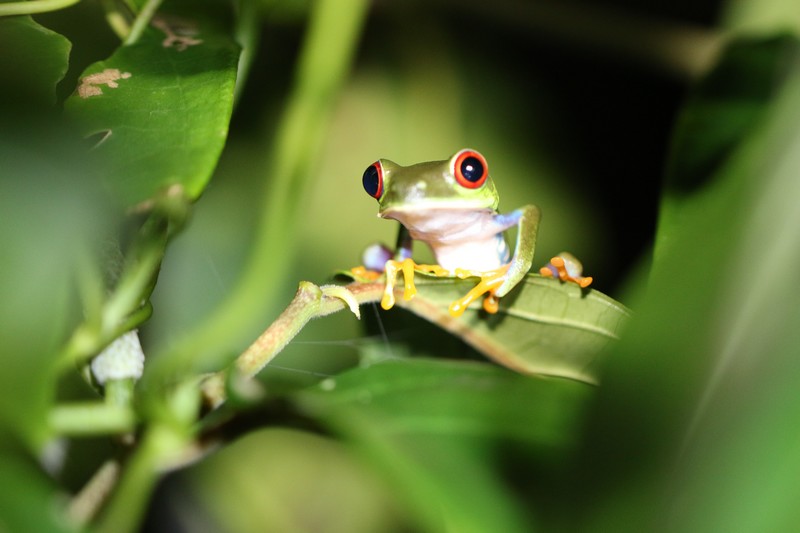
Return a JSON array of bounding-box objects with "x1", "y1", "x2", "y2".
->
[
  {"x1": 380, "y1": 258, "x2": 446, "y2": 310},
  {"x1": 380, "y1": 225, "x2": 449, "y2": 310},
  {"x1": 495, "y1": 204, "x2": 541, "y2": 297}
]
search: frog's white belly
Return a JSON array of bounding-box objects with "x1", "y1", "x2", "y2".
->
[
  {"x1": 430, "y1": 237, "x2": 509, "y2": 271},
  {"x1": 386, "y1": 209, "x2": 509, "y2": 271}
]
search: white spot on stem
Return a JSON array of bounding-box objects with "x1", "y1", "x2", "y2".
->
[{"x1": 91, "y1": 330, "x2": 145, "y2": 385}]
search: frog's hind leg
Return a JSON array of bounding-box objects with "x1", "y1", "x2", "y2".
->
[
  {"x1": 447, "y1": 265, "x2": 509, "y2": 317},
  {"x1": 540, "y1": 252, "x2": 593, "y2": 288}
]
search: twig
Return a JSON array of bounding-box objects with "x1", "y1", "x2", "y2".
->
[
  {"x1": 68, "y1": 460, "x2": 121, "y2": 528},
  {"x1": 123, "y1": 0, "x2": 163, "y2": 46}
]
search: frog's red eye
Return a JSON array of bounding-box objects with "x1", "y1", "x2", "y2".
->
[
  {"x1": 362, "y1": 161, "x2": 383, "y2": 199},
  {"x1": 453, "y1": 149, "x2": 488, "y2": 189}
]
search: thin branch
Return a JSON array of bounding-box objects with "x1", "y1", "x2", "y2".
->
[
  {"x1": 68, "y1": 460, "x2": 121, "y2": 528},
  {"x1": 49, "y1": 403, "x2": 136, "y2": 436}
]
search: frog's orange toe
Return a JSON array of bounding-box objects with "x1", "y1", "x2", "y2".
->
[
  {"x1": 350, "y1": 265, "x2": 382, "y2": 281},
  {"x1": 541, "y1": 254, "x2": 593, "y2": 288},
  {"x1": 483, "y1": 293, "x2": 500, "y2": 314},
  {"x1": 447, "y1": 266, "x2": 507, "y2": 317}
]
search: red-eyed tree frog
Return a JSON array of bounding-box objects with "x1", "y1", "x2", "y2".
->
[{"x1": 359, "y1": 148, "x2": 592, "y2": 317}]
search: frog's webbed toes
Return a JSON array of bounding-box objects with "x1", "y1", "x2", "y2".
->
[
  {"x1": 378, "y1": 258, "x2": 452, "y2": 310},
  {"x1": 540, "y1": 252, "x2": 593, "y2": 288},
  {"x1": 381, "y1": 258, "x2": 423, "y2": 310},
  {"x1": 348, "y1": 265, "x2": 382, "y2": 281}
]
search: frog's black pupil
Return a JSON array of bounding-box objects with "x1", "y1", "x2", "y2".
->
[
  {"x1": 460, "y1": 156, "x2": 484, "y2": 182},
  {"x1": 363, "y1": 164, "x2": 380, "y2": 197}
]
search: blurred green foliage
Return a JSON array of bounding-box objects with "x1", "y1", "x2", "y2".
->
[{"x1": 1, "y1": 0, "x2": 799, "y2": 531}]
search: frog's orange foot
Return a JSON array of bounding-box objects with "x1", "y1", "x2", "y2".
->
[
  {"x1": 349, "y1": 265, "x2": 382, "y2": 281},
  {"x1": 540, "y1": 252, "x2": 593, "y2": 288},
  {"x1": 448, "y1": 265, "x2": 509, "y2": 317}
]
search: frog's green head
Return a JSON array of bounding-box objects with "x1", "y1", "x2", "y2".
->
[{"x1": 362, "y1": 149, "x2": 499, "y2": 218}]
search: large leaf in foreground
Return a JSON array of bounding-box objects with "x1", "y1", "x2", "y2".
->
[
  {"x1": 183, "y1": 428, "x2": 405, "y2": 533},
  {"x1": 656, "y1": 35, "x2": 799, "y2": 261},
  {"x1": 0, "y1": 131, "x2": 115, "y2": 449},
  {"x1": 664, "y1": 35, "x2": 799, "y2": 194},
  {"x1": 65, "y1": 0, "x2": 240, "y2": 206},
  {"x1": 295, "y1": 358, "x2": 591, "y2": 533},
  {"x1": 575, "y1": 36, "x2": 800, "y2": 530},
  {"x1": 0, "y1": 452, "x2": 72, "y2": 533}
]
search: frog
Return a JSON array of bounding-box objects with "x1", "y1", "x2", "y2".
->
[{"x1": 358, "y1": 148, "x2": 592, "y2": 318}]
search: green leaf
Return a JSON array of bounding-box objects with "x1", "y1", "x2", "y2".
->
[
  {"x1": 722, "y1": 0, "x2": 800, "y2": 35},
  {"x1": 64, "y1": 0, "x2": 240, "y2": 206},
  {"x1": 0, "y1": 449, "x2": 72, "y2": 532},
  {"x1": 0, "y1": 128, "x2": 117, "y2": 448},
  {"x1": 657, "y1": 35, "x2": 800, "y2": 259},
  {"x1": 183, "y1": 428, "x2": 408, "y2": 533},
  {"x1": 343, "y1": 273, "x2": 630, "y2": 384},
  {"x1": 429, "y1": 275, "x2": 627, "y2": 383},
  {"x1": 142, "y1": 0, "x2": 370, "y2": 385},
  {"x1": 296, "y1": 358, "x2": 592, "y2": 533},
  {"x1": 0, "y1": 15, "x2": 71, "y2": 106},
  {"x1": 575, "y1": 36, "x2": 800, "y2": 530},
  {"x1": 664, "y1": 35, "x2": 799, "y2": 195}
]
